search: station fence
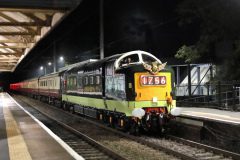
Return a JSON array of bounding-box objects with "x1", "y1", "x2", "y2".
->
[{"x1": 176, "y1": 81, "x2": 240, "y2": 111}]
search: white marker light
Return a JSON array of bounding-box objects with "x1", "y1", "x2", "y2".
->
[
  {"x1": 132, "y1": 108, "x2": 145, "y2": 119},
  {"x1": 152, "y1": 97, "x2": 158, "y2": 102},
  {"x1": 170, "y1": 107, "x2": 182, "y2": 116}
]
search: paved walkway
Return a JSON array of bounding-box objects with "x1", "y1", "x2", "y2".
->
[
  {"x1": 0, "y1": 92, "x2": 79, "y2": 160},
  {"x1": 180, "y1": 107, "x2": 240, "y2": 124}
]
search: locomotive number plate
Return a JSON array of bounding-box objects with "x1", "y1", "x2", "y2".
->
[{"x1": 140, "y1": 75, "x2": 166, "y2": 86}]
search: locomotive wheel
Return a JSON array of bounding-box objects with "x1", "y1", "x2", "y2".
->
[
  {"x1": 69, "y1": 106, "x2": 75, "y2": 114},
  {"x1": 109, "y1": 116, "x2": 113, "y2": 127},
  {"x1": 129, "y1": 121, "x2": 140, "y2": 136},
  {"x1": 63, "y1": 103, "x2": 68, "y2": 111}
]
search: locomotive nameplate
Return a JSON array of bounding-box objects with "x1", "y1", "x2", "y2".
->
[{"x1": 140, "y1": 75, "x2": 166, "y2": 86}]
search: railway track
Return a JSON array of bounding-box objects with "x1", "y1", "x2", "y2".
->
[
  {"x1": 14, "y1": 94, "x2": 240, "y2": 160},
  {"x1": 167, "y1": 135, "x2": 240, "y2": 160},
  {"x1": 142, "y1": 135, "x2": 240, "y2": 160},
  {"x1": 14, "y1": 97, "x2": 125, "y2": 160}
]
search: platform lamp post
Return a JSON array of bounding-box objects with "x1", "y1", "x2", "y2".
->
[
  {"x1": 47, "y1": 62, "x2": 53, "y2": 74},
  {"x1": 57, "y1": 56, "x2": 65, "y2": 71},
  {"x1": 53, "y1": 41, "x2": 57, "y2": 73},
  {"x1": 100, "y1": 0, "x2": 104, "y2": 59},
  {"x1": 40, "y1": 66, "x2": 46, "y2": 75}
]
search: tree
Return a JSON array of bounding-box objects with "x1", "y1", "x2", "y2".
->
[
  {"x1": 176, "y1": 0, "x2": 240, "y2": 80},
  {"x1": 175, "y1": 45, "x2": 200, "y2": 63}
]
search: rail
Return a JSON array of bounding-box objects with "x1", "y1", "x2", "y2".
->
[{"x1": 13, "y1": 94, "x2": 240, "y2": 160}]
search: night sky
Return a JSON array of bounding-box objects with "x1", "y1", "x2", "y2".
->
[
  {"x1": 3, "y1": 0, "x2": 236, "y2": 88},
  {"x1": 16, "y1": 0, "x2": 194, "y2": 77}
]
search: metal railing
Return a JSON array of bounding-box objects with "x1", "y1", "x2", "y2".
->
[{"x1": 176, "y1": 82, "x2": 240, "y2": 111}]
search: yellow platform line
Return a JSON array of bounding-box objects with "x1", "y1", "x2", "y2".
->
[{"x1": 3, "y1": 100, "x2": 32, "y2": 160}]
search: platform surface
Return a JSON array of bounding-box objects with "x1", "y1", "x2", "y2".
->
[
  {"x1": 0, "y1": 92, "x2": 81, "y2": 160},
  {"x1": 179, "y1": 107, "x2": 240, "y2": 125}
]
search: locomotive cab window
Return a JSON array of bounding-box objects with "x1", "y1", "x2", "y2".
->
[
  {"x1": 142, "y1": 54, "x2": 158, "y2": 64},
  {"x1": 119, "y1": 54, "x2": 139, "y2": 67}
]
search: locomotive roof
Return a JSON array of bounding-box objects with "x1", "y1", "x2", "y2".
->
[
  {"x1": 84, "y1": 54, "x2": 122, "y2": 70},
  {"x1": 66, "y1": 50, "x2": 162, "y2": 73},
  {"x1": 67, "y1": 54, "x2": 122, "y2": 72},
  {"x1": 39, "y1": 71, "x2": 63, "y2": 79}
]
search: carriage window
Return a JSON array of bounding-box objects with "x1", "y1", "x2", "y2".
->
[{"x1": 142, "y1": 54, "x2": 157, "y2": 64}]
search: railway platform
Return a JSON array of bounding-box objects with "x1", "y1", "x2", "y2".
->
[
  {"x1": 172, "y1": 107, "x2": 240, "y2": 153},
  {"x1": 0, "y1": 92, "x2": 82, "y2": 160},
  {"x1": 179, "y1": 107, "x2": 240, "y2": 125}
]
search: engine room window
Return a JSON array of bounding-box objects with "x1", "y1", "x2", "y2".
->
[
  {"x1": 67, "y1": 78, "x2": 70, "y2": 86},
  {"x1": 78, "y1": 77, "x2": 83, "y2": 88},
  {"x1": 73, "y1": 77, "x2": 77, "y2": 86},
  {"x1": 90, "y1": 76, "x2": 94, "y2": 85},
  {"x1": 106, "y1": 63, "x2": 114, "y2": 75},
  {"x1": 96, "y1": 75, "x2": 100, "y2": 85},
  {"x1": 84, "y1": 77, "x2": 88, "y2": 85},
  {"x1": 105, "y1": 74, "x2": 126, "y2": 99}
]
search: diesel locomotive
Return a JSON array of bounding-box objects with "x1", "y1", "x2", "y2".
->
[{"x1": 10, "y1": 50, "x2": 178, "y2": 134}]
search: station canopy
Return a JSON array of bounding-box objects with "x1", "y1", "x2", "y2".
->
[{"x1": 0, "y1": 0, "x2": 81, "y2": 72}]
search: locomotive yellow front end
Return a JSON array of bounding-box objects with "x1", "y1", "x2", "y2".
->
[
  {"x1": 133, "y1": 71, "x2": 176, "y2": 132},
  {"x1": 114, "y1": 51, "x2": 179, "y2": 134}
]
